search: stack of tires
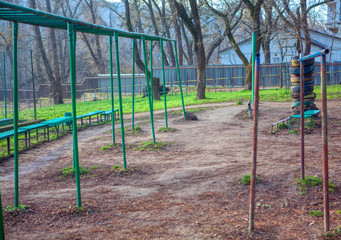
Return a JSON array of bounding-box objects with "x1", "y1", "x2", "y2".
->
[{"x1": 290, "y1": 56, "x2": 318, "y2": 114}]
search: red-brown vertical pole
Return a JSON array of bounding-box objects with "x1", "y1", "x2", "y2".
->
[
  {"x1": 300, "y1": 54, "x2": 305, "y2": 180},
  {"x1": 321, "y1": 54, "x2": 329, "y2": 232},
  {"x1": 249, "y1": 53, "x2": 260, "y2": 233}
]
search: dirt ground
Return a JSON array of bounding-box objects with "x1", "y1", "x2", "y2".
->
[{"x1": 1, "y1": 101, "x2": 341, "y2": 239}]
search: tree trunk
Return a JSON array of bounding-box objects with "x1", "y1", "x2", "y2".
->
[
  {"x1": 46, "y1": 0, "x2": 63, "y2": 104},
  {"x1": 152, "y1": 77, "x2": 160, "y2": 100}
]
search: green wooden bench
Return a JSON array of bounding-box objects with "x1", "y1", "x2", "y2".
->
[
  {"x1": 288, "y1": 110, "x2": 321, "y2": 132},
  {"x1": 20, "y1": 123, "x2": 48, "y2": 147},
  {"x1": 41, "y1": 117, "x2": 73, "y2": 140},
  {"x1": 100, "y1": 109, "x2": 119, "y2": 122},
  {"x1": 0, "y1": 118, "x2": 13, "y2": 127},
  {"x1": 76, "y1": 110, "x2": 105, "y2": 127},
  {"x1": 0, "y1": 129, "x2": 28, "y2": 155}
]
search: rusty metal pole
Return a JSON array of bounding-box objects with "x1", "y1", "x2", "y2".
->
[
  {"x1": 299, "y1": 54, "x2": 305, "y2": 180},
  {"x1": 321, "y1": 54, "x2": 330, "y2": 232},
  {"x1": 248, "y1": 53, "x2": 260, "y2": 233}
]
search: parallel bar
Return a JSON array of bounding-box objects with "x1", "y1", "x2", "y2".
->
[
  {"x1": 30, "y1": 50, "x2": 36, "y2": 120},
  {"x1": 299, "y1": 49, "x2": 329, "y2": 61},
  {"x1": 114, "y1": 33, "x2": 127, "y2": 169},
  {"x1": 248, "y1": 53, "x2": 260, "y2": 233},
  {"x1": 3, "y1": 52, "x2": 6, "y2": 119},
  {"x1": 142, "y1": 37, "x2": 156, "y2": 143},
  {"x1": 300, "y1": 54, "x2": 305, "y2": 180},
  {"x1": 160, "y1": 40, "x2": 168, "y2": 128},
  {"x1": 173, "y1": 41, "x2": 186, "y2": 119},
  {"x1": 109, "y1": 36, "x2": 115, "y2": 144},
  {"x1": 321, "y1": 54, "x2": 330, "y2": 232},
  {"x1": 132, "y1": 38, "x2": 135, "y2": 130},
  {"x1": 13, "y1": 21, "x2": 19, "y2": 207},
  {"x1": 150, "y1": 41, "x2": 154, "y2": 112},
  {"x1": 67, "y1": 22, "x2": 81, "y2": 207},
  {"x1": 251, "y1": 32, "x2": 256, "y2": 102}
]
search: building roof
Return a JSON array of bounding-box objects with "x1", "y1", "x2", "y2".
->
[{"x1": 0, "y1": 1, "x2": 173, "y2": 41}]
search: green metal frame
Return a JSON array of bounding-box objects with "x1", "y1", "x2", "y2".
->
[
  {"x1": 160, "y1": 40, "x2": 168, "y2": 127},
  {"x1": 114, "y1": 33, "x2": 127, "y2": 169},
  {"x1": 109, "y1": 36, "x2": 115, "y2": 144},
  {"x1": 67, "y1": 23, "x2": 81, "y2": 207},
  {"x1": 30, "y1": 50, "x2": 37, "y2": 120},
  {"x1": 2, "y1": 52, "x2": 6, "y2": 119},
  {"x1": 0, "y1": 1, "x2": 186, "y2": 208},
  {"x1": 132, "y1": 39, "x2": 136, "y2": 130},
  {"x1": 251, "y1": 32, "x2": 256, "y2": 103},
  {"x1": 174, "y1": 42, "x2": 186, "y2": 119},
  {"x1": 13, "y1": 21, "x2": 19, "y2": 207},
  {"x1": 142, "y1": 37, "x2": 156, "y2": 143},
  {"x1": 0, "y1": 190, "x2": 4, "y2": 240}
]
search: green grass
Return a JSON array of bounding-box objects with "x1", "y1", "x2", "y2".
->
[
  {"x1": 2, "y1": 85, "x2": 341, "y2": 121},
  {"x1": 309, "y1": 210, "x2": 323, "y2": 217},
  {"x1": 133, "y1": 141, "x2": 170, "y2": 151},
  {"x1": 337, "y1": 210, "x2": 341, "y2": 215},
  {"x1": 158, "y1": 127, "x2": 175, "y2": 132},
  {"x1": 60, "y1": 166, "x2": 95, "y2": 176},
  {"x1": 5, "y1": 204, "x2": 30, "y2": 212},
  {"x1": 295, "y1": 176, "x2": 323, "y2": 186},
  {"x1": 111, "y1": 164, "x2": 139, "y2": 175},
  {"x1": 241, "y1": 174, "x2": 259, "y2": 185},
  {"x1": 276, "y1": 122, "x2": 288, "y2": 130}
]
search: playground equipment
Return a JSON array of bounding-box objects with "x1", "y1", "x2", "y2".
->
[
  {"x1": 0, "y1": 1, "x2": 186, "y2": 211},
  {"x1": 249, "y1": 49, "x2": 331, "y2": 233},
  {"x1": 290, "y1": 56, "x2": 317, "y2": 114}
]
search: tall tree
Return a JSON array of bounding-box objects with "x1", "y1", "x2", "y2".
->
[
  {"x1": 28, "y1": 0, "x2": 64, "y2": 104},
  {"x1": 169, "y1": 0, "x2": 206, "y2": 99}
]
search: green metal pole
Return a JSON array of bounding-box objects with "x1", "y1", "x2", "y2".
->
[
  {"x1": 109, "y1": 36, "x2": 115, "y2": 144},
  {"x1": 13, "y1": 22, "x2": 19, "y2": 207},
  {"x1": 30, "y1": 50, "x2": 36, "y2": 120},
  {"x1": 114, "y1": 33, "x2": 127, "y2": 169},
  {"x1": 251, "y1": 32, "x2": 256, "y2": 102},
  {"x1": 72, "y1": 31, "x2": 77, "y2": 168},
  {"x1": 0, "y1": 191, "x2": 5, "y2": 240},
  {"x1": 142, "y1": 37, "x2": 156, "y2": 143},
  {"x1": 150, "y1": 41, "x2": 154, "y2": 111},
  {"x1": 67, "y1": 23, "x2": 81, "y2": 207},
  {"x1": 132, "y1": 38, "x2": 135, "y2": 130},
  {"x1": 160, "y1": 40, "x2": 168, "y2": 128},
  {"x1": 3, "y1": 52, "x2": 6, "y2": 119},
  {"x1": 173, "y1": 41, "x2": 186, "y2": 119}
]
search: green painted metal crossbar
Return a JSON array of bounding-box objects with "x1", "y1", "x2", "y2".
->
[
  {"x1": 288, "y1": 110, "x2": 321, "y2": 132},
  {"x1": 41, "y1": 117, "x2": 73, "y2": 140},
  {"x1": 0, "y1": 128, "x2": 32, "y2": 155},
  {"x1": 101, "y1": 109, "x2": 119, "y2": 122},
  {"x1": 0, "y1": 1, "x2": 174, "y2": 41}
]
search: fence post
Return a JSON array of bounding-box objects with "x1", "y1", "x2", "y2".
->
[{"x1": 214, "y1": 79, "x2": 217, "y2": 93}]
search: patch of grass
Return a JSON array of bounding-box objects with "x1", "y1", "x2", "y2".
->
[
  {"x1": 133, "y1": 141, "x2": 170, "y2": 151},
  {"x1": 337, "y1": 210, "x2": 341, "y2": 215},
  {"x1": 235, "y1": 101, "x2": 243, "y2": 105},
  {"x1": 276, "y1": 122, "x2": 288, "y2": 130},
  {"x1": 158, "y1": 127, "x2": 175, "y2": 132},
  {"x1": 295, "y1": 176, "x2": 323, "y2": 187},
  {"x1": 132, "y1": 126, "x2": 142, "y2": 134},
  {"x1": 5, "y1": 204, "x2": 30, "y2": 213},
  {"x1": 58, "y1": 205, "x2": 90, "y2": 215},
  {"x1": 100, "y1": 143, "x2": 114, "y2": 151},
  {"x1": 61, "y1": 166, "x2": 91, "y2": 176},
  {"x1": 290, "y1": 130, "x2": 298, "y2": 134},
  {"x1": 309, "y1": 210, "x2": 323, "y2": 217},
  {"x1": 241, "y1": 174, "x2": 259, "y2": 185},
  {"x1": 111, "y1": 165, "x2": 139, "y2": 175}
]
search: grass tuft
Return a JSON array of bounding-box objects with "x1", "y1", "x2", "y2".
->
[
  {"x1": 158, "y1": 127, "x2": 175, "y2": 132},
  {"x1": 241, "y1": 174, "x2": 259, "y2": 185},
  {"x1": 133, "y1": 141, "x2": 170, "y2": 151},
  {"x1": 309, "y1": 210, "x2": 323, "y2": 217}
]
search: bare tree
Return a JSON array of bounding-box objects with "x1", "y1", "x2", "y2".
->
[{"x1": 169, "y1": 0, "x2": 206, "y2": 99}]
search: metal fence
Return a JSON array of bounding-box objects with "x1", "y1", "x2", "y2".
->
[{"x1": 1, "y1": 62, "x2": 341, "y2": 114}]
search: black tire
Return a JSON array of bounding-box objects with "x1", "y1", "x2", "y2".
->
[
  {"x1": 291, "y1": 91, "x2": 314, "y2": 98},
  {"x1": 291, "y1": 85, "x2": 314, "y2": 93},
  {"x1": 290, "y1": 65, "x2": 315, "y2": 75},
  {"x1": 304, "y1": 79, "x2": 314, "y2": 85},
  {"x1": 291, "y1": 101, "x2": 314, "y2": 108},
  {"x1": 291, "y1": 75, "x2": 314, "y2": 83},
  {"x1": 291, "y1": 56, "x2": 315, "y2": 67}
]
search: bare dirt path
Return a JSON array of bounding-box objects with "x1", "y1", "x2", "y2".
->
[{"x1": 1, "y1": 101, "x2": 341, "y2": 239}]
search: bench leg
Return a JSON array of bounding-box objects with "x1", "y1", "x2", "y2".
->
[
  {"x1": 36, "y1": 128, "x2": 39, "y2": 141},
  {"x1": 89, "y1": 116, "x2": 91, "y2": 125},
  {"x1": 47, "y1": 127, "x2": 50, "y2": 141},
  {"x1": 7, "y1": 138, "x2": 10, "y2": 155},
  {"x1": 28, "y1": 131, "x2": 31, "y2": 147},
  {"x1": 25, "y1": 132, "x2": 28, "y2": 148}
]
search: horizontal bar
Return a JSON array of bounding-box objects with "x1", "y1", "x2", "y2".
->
[{"x1": 299, "y1": 49, "x2": 329, "y2": 61}]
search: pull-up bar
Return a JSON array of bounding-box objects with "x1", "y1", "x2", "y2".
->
[
  {"x1": 2, "y1": 1, "x2": 186, "y2": 210},
  {"x1": 299, "y1": 49, "x2": 330, "y2": 232}
]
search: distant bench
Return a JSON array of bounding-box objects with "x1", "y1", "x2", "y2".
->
[
  {"x1": 288, "y1": 110, "x2": 321, "y2": 132},
  {"x1": 76, "y1": 110, "x2": 105, "y2": 127},
  {"x1": 100, "y1": 109, "x2": 119, "y2": 122}
]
